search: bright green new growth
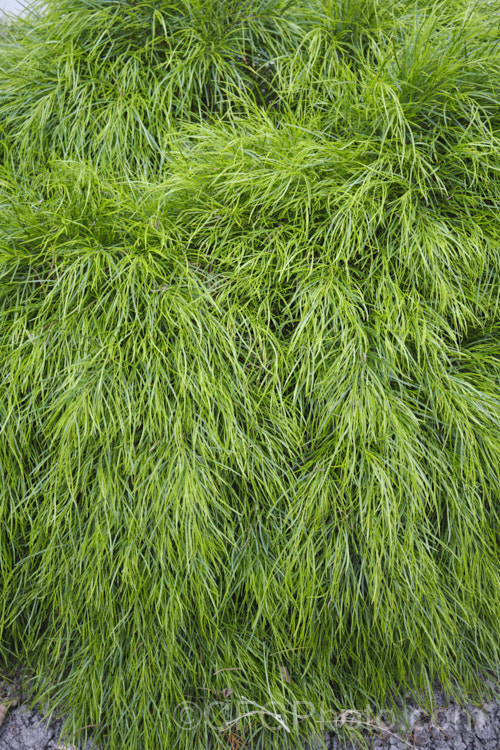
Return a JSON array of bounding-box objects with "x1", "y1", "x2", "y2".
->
[{"x1": 0, "y1": 1, "x2": 499, "y2": 748}]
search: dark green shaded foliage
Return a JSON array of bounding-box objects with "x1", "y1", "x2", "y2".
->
[
  {"x1": 0, "y1": 1, "x2": 499, "y2": 748},
  {"x1": 0, "y1": 0, "x2": 302, "y2": 172}
]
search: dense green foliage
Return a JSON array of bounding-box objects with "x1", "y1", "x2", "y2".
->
[{"x1": 0, "y1": 1, "x2": 499, "y2": 748}]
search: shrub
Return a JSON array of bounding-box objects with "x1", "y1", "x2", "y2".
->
[{"x1": 0, "y1": 1, "x2": 499, "y2": 748}]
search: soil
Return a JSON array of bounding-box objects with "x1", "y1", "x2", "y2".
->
[
  {"x1": 307, "y1": 686, "x2": 500, "y2": 750},
  {"x1": 1, "y1": 681, "x2": 499, "y2": 749}
]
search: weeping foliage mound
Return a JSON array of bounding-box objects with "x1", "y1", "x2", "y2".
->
[{"x1": 1, "y1": 0, "x2": 500, "y2": 748}]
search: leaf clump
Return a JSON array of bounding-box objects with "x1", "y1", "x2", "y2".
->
[{"x1": 0, "y1": 1, "x2": 499, "y2": 749}]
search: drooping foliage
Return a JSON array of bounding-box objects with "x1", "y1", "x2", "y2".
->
[{"x1": 0, "y1": 1, "x2": 499, "y2": 749}]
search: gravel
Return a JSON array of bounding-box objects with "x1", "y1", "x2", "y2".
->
[
  {"x1": 0, "y1": 704, "x2": 98, "y2": 749},
  {"x1": 307, "y1": 686, "x2": 500, "y2": 750},
  {"x1": 1, "y1": 682, "x2": 499, "y2": 749},
  {"x1": 0, "y1": 679, "x2": 96, "y2": 750}
]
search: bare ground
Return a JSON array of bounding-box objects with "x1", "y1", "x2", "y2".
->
[{"x1": 1, "y1": 678, "x2": 499, "y2": 749}]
